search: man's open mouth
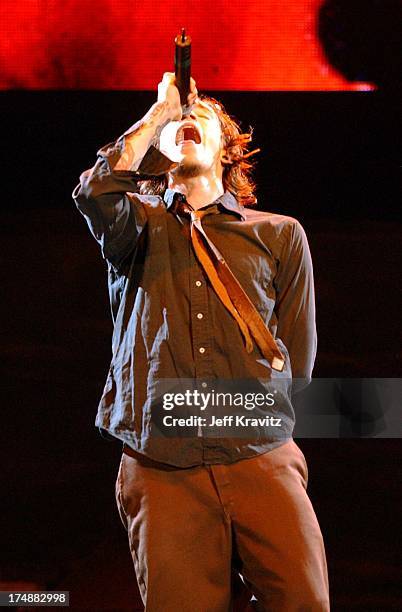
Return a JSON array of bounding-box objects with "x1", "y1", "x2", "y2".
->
[{"x1": 175, "y1": 123, "x2": 202, "y2": 145}]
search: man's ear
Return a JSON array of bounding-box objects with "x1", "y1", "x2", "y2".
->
[{"x1": 220, "y1": 150, "x2": 232, "y2": 165}]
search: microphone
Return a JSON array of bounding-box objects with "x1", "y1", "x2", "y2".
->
[{"x1": 174, "y1": 28, "x2": 192, "y2": 113}]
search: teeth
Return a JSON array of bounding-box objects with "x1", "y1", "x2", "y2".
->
[{"x1": 176, "y1": 123, "x2": 201, "y2": 145}]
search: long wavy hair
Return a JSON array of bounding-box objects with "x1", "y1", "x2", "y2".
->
[{"x1": 139, "y1": 95, "x2": 259, "y2": 207}]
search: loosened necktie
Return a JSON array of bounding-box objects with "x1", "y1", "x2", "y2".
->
[{"x1": 176, "y1": 198, "x2": 285, "y2": 372}]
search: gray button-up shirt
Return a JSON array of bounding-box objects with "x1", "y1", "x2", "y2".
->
[{"x1": 73, "y1": 125, "x2": 317, "y2": 467}]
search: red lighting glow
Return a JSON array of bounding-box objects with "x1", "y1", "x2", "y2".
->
[{"x1": 0, "y1": 0, "x2": 373, "y2": 90}]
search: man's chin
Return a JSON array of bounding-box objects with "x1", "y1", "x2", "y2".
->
[{"x1": 170, "y1": 161, "x2": 208, "y2": 180}]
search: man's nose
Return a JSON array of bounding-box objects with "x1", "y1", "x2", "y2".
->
[{"x1": 183, "y1": 104, "x2": 197, "y2": 119}]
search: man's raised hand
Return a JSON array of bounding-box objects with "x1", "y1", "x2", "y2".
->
[{"x1": 157, "y1": 72, "x2": 198, "y2": 122}]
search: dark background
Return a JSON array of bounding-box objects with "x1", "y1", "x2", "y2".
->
[{"x1": 1, "y1": 90, "x2": 401, "y2": 610}]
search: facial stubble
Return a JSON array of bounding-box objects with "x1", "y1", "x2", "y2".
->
[{"x1": 170, "y1": 160, "x2": 211, "y2": 180}]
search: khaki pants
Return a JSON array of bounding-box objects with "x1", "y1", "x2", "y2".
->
[{"x1": 115, "y1": 439, "x2": 330, "y2": 611}]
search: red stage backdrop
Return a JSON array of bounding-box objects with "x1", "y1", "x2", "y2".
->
[{"x1": 0, "y1": 0, "x2": 373, "y2": 90}]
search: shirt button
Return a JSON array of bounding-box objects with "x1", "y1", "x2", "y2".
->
[
  {"x1": 197, "y1": 313, "x2": 203, "y2": 319},
  {"x1": 199, "y1": 347, "x2": 206, "y2": 354},
  {"x1": 201, "y1": 382, "x2": 208, "y2": 388},
  {"x1": 195, "y1": 280, "x2": 202, "y2": 287}
]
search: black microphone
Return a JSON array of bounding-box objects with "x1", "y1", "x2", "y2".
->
[{"x1": 174, "y1": 28, "x2": 192, "y2": 112}]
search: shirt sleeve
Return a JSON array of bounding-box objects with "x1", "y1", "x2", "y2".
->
[
  {"x1": 72, "y1": 121, "x2": 175, "y2": 268},
  {"x1": 274, "y1": 219, "x2": 317, "y2": 393}
]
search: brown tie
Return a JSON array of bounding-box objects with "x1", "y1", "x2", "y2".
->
[{"x1": 176, "y1": 198, "x2": 285, "y2": 372}]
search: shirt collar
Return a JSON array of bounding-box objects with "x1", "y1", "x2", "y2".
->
[{"x1": 163, "y1": 189, "x2": 246, "y2": 221}]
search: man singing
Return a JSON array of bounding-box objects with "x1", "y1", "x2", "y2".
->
[{"x1": 73, "y1": 73, "x2": 330, "y2": 611}]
